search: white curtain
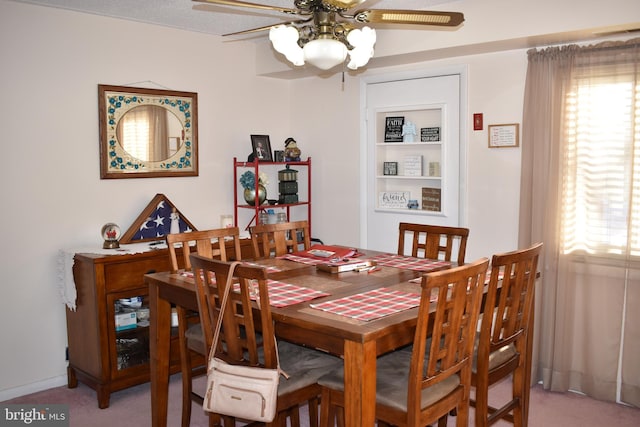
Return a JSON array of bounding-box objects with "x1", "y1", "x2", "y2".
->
[{"x1": 519, "y1": 38, "x2": 640, "y2": 407}]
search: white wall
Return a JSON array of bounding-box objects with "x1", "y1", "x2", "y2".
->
[
  {"x1": 0, "y1": 0, "x2": 291, "y2": 397},
  {"x1": 288, "y1": 50, "x2": 527, "y2": 261},
  {"x1": 1, "y1": 0, "x2": 638, "y2": 399}
]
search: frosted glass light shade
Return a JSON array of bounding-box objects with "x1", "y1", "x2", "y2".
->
[
  {"x1": 269, "y1": 25, "x2": 304, "y2": 66},
  {"x1": 303, "y1": 39, "x2": 348, "y2": 70},
  {"x1": 346, "y1": 26, "x2": 376, "y2": 70}
]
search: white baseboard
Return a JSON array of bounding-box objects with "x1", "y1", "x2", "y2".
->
[{"x1": 0, "y1": 375, "x2": 67, "y2": 402}]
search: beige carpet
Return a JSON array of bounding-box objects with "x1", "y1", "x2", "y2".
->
[{"x1": 3, "y1": 374, "x2": 639, "y2": 426}]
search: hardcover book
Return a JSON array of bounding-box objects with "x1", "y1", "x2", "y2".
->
[{"x1": 317, "y1": 260, "x2": 377, "y2": 273}]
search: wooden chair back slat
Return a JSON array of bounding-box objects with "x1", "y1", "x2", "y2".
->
[
  {"x1": 249, "y1": 220, "x2": 311, "y2": 259},
  {"x1": 405, "y1": 258, "x2": 489, "y2": 425},
  {"x1": 472, "y1": 242, "x2": 543, "y2": 427},
  {"x1": 398, "y1": 222, "x2": 469, "y2": 265},
  {"x1": 165, "y1": 227, "x2": 243, "y2": 272},
  {"x1": 189, "y1": 255, "x2": 277, "y2": 368}
]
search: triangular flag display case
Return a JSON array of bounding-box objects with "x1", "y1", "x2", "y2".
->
[{"x1": 120, "y1": 193, "x2": 197, "y2": 244}]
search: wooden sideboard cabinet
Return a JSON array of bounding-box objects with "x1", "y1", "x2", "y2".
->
[{"x1": 66, "y1": 239, "x2": 252, "y2": 408}]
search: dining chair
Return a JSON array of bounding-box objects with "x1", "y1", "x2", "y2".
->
[
  {"x1": 165, "y1": 227, "x2": 244, "y2": 427},
  {"x1": 318, "y1": 257, "x2": 489, "y2": 427},
  {"x1": 397, "y1": 222, "x2": 469, "y2": 265},
  {"x1": 471, "y1": 242, "x2": 543, "y2": 427},
  {"x1": 249, "y1": 220, "x2": 312, "y2": 259},
  {"x1": 189, "y1": 254, "x2": 342, "y2": 427}
]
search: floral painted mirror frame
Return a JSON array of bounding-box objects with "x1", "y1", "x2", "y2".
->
[{"x1": 98, "y1": 84, "x2": 198, "y2": 178}]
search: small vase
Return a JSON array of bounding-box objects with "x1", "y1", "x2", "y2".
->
[{"x1": 244, "y1": 185, "x2": 267, "y2": 205}]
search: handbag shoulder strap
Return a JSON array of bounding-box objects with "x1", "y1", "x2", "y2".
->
[
  {"x1": 207, "y1": 261, "x2": 285, "y2": 376},
  {"x1": 209, "y1": 261, "x2": 241, "y2": 363}
]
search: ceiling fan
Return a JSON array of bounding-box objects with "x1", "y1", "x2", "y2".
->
[{"x1": 193, "y1": 0, "x2": 464, "y2": 70}]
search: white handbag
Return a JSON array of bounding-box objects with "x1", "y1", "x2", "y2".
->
[{"x1": 202, "y1": 261, "x2": 280, "y2": 422}]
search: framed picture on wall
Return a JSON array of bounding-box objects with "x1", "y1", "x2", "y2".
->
[
  {"x1": 251, "y1": 135, "x2": 273, "y2": 161},
  {"x1": 488, "y1": 123, "x2": 519, "y2": 148}
]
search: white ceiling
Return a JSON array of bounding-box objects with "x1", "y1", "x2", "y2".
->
[{"x1": 12, "y1": 0, "x2": 461, "y2": 41}]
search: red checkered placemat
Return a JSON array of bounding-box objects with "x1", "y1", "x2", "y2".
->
[
  {"x1": 310, "y1": 287, "x2": 423, "y2": 321},
  {"x1": 237, "y1": 280, "x2": 330, "y2": 308},
  {"x1": 368, "y1": 254, "x2": 451, "y2": 272}
]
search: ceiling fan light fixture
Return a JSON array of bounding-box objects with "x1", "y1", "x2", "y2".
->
[
  {"x1": 269, "y1": 25, "x2": 304, "y2": 66},
  {"x1": 346, "y1": 26, "x2": 376, "y2": 70},
  {"x1": 303, "y1": 38, "x2": 348, "y2": 70}
]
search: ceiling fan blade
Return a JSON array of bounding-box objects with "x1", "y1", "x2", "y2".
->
[
  {"x1": 223, "y1": 18, "x2": 312, "y2": 36},
  {"x1": 323, "y1": 0, "x2": 368, "y2": 10},
  {"x1": 193, "y1": 0, "x2": 300, "y2": 16},
  {"x1": 353, "y1": 9, "x2": 464, "y2": 27}
]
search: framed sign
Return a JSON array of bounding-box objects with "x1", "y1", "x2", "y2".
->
[
  {"x1": 378, "y1": 191, "x2": 410, "y2": 209},
  {"x1": 420, "y1": 127, "x2": 440, "y2": 142},
  {"x1": 422, "y1": 187, "x2": 442, "y2": 212},
  {"x1": 383, "y1": 161, "x2": 398, "y2": 175},
  {"x1": 488, "y1": 123, "x2": 519, "y2": 148},
  {"x1": 384, "y1": 116, "x2": 404, "y2": 142},
  {"x1": 250, "y1": 134, "x2": 273, "y2": 161}
]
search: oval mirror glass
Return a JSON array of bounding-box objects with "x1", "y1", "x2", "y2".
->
[{"x1": 115, "y1": 106, "x2": 183, "y2": 162}]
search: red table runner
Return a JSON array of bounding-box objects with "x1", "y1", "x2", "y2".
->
[{"x1": 310, "y1": 287, "x2": 424, "y2": 321}]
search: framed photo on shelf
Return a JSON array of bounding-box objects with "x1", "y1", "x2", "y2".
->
[
  {"x1": 384, "y1": 116, "x2": 404, "y2": 142},
  {"x1": 383, "y1": 161, "x2": 398, "y2": 175},
  {"x1": 251, "y1": 134, "x2": 273, "y2": 161}
]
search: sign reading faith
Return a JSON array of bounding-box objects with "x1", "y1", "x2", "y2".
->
[{"x1": 385, "y1": 116, "x2": 405, "y2": 142}]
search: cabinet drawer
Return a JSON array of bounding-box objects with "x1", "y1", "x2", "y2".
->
[{"x1": 104, "y1": 257, "x2": 172, "y2": 292}]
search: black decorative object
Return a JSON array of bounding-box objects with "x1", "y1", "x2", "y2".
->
[
  {"x1": 278, "y1": 165, "x2": 299, "y2": 204},
  {"x1": 420, "y1": 127, "x2": 441, "y2": 142},
  {"x1": 384, "y1": 116, "x2": 404, "y2": 142},
  {"x1": 383, "y1": 162, "x2": 398, "y2": 175}
]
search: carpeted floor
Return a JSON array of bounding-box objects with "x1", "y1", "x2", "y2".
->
[{"x1": 3, "y1": 374, "x2": 640, "y2": 426}]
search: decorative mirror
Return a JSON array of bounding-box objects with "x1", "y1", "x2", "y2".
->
[{"x1": 98, "y1": 85, "x2": 198, "y2": 178}]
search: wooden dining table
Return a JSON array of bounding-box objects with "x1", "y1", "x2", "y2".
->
[{"x1": 146, "y1": 249, "x2": 454, "y2": 427}]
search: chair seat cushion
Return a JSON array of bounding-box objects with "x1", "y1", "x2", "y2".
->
[
  {"x1": 472, "y1": 340, "x2": 517, "y2": 373},
  {"x1": 186, "y1": 324, "x2": 205, "y2": 355},
  {"x1": 276, "y1": 340, "x2": 343, "y2": 396},
  {"x1": 190, "y1": 328, "x2": 340, "y2": 396},
  {"x1": 318, "y1": 349, "x2": 460, "y2": 412}
]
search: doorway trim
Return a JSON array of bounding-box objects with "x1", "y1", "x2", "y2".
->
[{"x1": 359, "y1": 66, "x2": 469, "y2": 249}]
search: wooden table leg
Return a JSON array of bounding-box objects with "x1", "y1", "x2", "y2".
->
[
  {"x1": 343, "y1": 340, "x2": 377, "y2": 427},
  {"x1": 150, "y1": 281, "x2": 172, "y2": 427}
]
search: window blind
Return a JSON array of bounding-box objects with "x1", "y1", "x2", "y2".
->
[{"x1": 561, "y1": 67, "x2": 640, "y2": 257}]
